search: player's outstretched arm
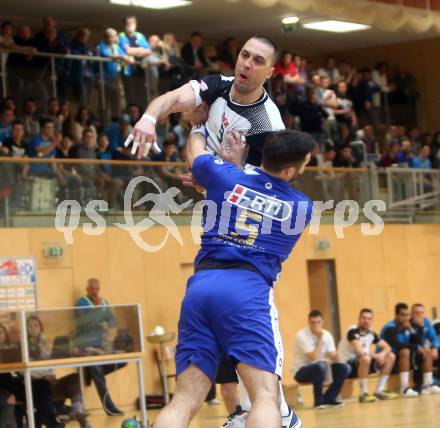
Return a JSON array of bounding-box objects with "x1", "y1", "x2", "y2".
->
[
  {"x1": 124, "y1": 83, "x2": 197, "y2": 159},
  {"x1": 186, "y1": 127, "x2": 210, "y2": 169}
]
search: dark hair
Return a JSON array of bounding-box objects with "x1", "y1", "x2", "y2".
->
[
  {"x1": 1, "y1": 21, "x2": 12, "y2": 30},
  {"x1": 308, "y1": 310, "x2": 323, "y2": 319},
  {"x1": 75, "y1": 106, "x2": 91, "y2": 124},
  {"x1": 359, "y1": 308, "x2": 373, "y2": 317},
  {"x1": 411, "y1": 303, "x2": 424, "y2": 311},
  {"x1": 124, "y1": 15, "x2": 137, "y2": 24},
  {"x1": 11, "y1": 119, "x2": 23, "y2": 127},
  {"x1": 280, "y1": 50, "x2": 291, "y2": 57},
  {"x1": 0, "y1": 323, "x2": 10, "y2": 346},
  {"x1": 262, "y1": 130, "x2": 314, "y2": 173},
  {"x1": 395, "y1": 302, "x2": 408, "y2": 315},
  {"x1": 40, "y1": 117, "x2": 54, "y2": 128},
  {"x1": 251, "y1": 35, "x2": 278, "y2": 64},
  {"x1": 24, "y1": 97, "x2": 36, "y2": 105},
  {"x1": 190, "y1": 31, "x2": 202, "y2": 38}
]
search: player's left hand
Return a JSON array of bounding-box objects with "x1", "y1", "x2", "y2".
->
[
  {"x1": 222, "y1": 131, "x2": 247, "y2": 168},
  {"x1": 180, "y1": 172, "x2": 205, "y2": 194}
]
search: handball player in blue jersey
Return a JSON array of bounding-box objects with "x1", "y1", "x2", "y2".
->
[{"x1": 152, "y1": 127, "x2": 314, "y2": 428}]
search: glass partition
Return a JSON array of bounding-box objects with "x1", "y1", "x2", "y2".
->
[
  {"x1": 0, "y1": 311, "x2": 23, "y2": 364},
  {"x1": 24, "y1": 304, "x2": 142, "y2": 362}
]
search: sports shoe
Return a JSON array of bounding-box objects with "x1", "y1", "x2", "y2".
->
[
  {"x1": 374, "y1": 391, "x2": 399, "y2": 400},
  {"x1": 221, "y1": 406, "x2": 249, "y2": 428},
  {"x1": 401, "y1": 387, "x2": 419, "y2": 398},
  {"x1": 359, "y1": 393, "x2": 376, "y2": 403},
  {"x1": 323, "y1": 399, "x2": 344, "y2": 407},
  {"x1": 207, "y1": 398, "x2": 221, "y2": 405},
  {"x1": 314, "y1": 404, "x2": 327, "y2": 409},
  {"x1": 421, "y1": 384, "x2": 440, "y2": 395},
  {"x1": 281, "y1": 406, "x2": 302, "y2": 428}
]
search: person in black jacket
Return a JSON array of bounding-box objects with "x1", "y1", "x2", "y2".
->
[{"x1": 180, "y1": 31, "x2": 208, "y2": 78}]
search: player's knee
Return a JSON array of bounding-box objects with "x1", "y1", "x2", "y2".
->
[
  {"x1": 315, "y1": 361, "x2": 328, "y2": 379},
  {"x1": 388, "y1": 352, "x2": 396, "y2": 364},
  {"x1": 252, "y1": 382, "x2": 280, "y2": 409},
  {"x1": 360, "y1": 354, "x2": 372, "y2": 365}
]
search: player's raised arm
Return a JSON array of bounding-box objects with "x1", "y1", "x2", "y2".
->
[{"x1": 125, "y1": 82, "x2": 197, "y2": 159}]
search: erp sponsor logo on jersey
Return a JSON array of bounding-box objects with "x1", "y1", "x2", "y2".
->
[{"x1": 227, "y1": 184, "x2": 291, "y2": 221}]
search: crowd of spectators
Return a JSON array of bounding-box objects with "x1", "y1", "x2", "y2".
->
[
  {"x1": 292, "y1": 303, "x2": 440, "y2": 409},
  {"x1": 0, "y1": 15, "x2": 438, "y2": 210}
]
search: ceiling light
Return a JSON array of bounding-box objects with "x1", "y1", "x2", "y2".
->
[
  {"x1": 282, "y1": 16, "x2": 300, "y2": 25},
  {"x1": 302, "y1": 20, "x2": 370, "y2": 33},
  {"x1": 110, "y1": 0, "x2": 191, "y2": 9}
]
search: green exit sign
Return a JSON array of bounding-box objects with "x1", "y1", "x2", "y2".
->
[
  {"x1": 44, "y1": 246, "x2": 64, "y2": 258},
  {"x1": 314, "y1": 239, "x2": 330, "y2": 251}
]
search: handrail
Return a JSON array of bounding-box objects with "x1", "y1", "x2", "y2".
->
[{"x1": 0, "y1": 156, "x2": 369, "y2": 172}]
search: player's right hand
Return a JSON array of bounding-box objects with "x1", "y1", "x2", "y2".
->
[
  {"x1": 124, "y1": 115, "x2": 161, "y2": 159},
  {"x1": 180, "y1": 172, "x2": 206, "y2": 194}
]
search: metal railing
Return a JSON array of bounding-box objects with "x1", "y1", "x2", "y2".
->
[{"x1": 0, "y1": 48, "x2": 151, "y2": 116}]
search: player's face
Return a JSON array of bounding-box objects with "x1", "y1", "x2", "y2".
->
[
  {"x1": 411, "y1": 306, "x2": 425, "y2": 325},
  {"x1": 234, "y1": 39, "x2": 274, "y2": 93},
  {"x1": 396, "y1": 309, "x2": 410, "y2": 328},
  {"x1": 359, "y1": 312, "x2": 373, "y2": 330}
]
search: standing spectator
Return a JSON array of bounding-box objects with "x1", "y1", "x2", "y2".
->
[
  {"x1": 273, "y1": 51, "x2": 304, "y2": 94},
  {"x1": 381, "y1": 303, "x2": 427, "y2": 397},
  {"x1": 396, "y1": 138, "x2": 414, "y2": 166},
  {"x1": 72, "y1": 106, "x2": 97, "y2": 143},
  {"x1": 318, "y1": 56, "x2": 341, "y2": 86},
  {"x1": 0, "y1": 386, "x2": 17, "y2": 428},
  {"x1": 20, "y1": 98, "x2": 40, "y2": 137},
  {"x1": 68, "y1": 28, "x2": 95, "y2": 107},
  {"x1": 0, "y1": 108, "x2": 15, "y2": 144},
  {"x1": 294, "y1": 55, "x2": 308, "y2": 102},
  {"x1": 181, "y1": 31, "x2": 209, "y2": 78},
  {"x1": 4, "y1": 23, "x2": 38, "y2": 107},
  {"x1": 27, "y1": 118, "x2": 57, "y2": 178},
  {"x1": 409, "y1": 127, "x2": 423, "y2": 149},
  {"x1": 75, "y1": 278, "x2": 125, "y2": 416},
  {"x1": 372, "y1": 62, "x2": 390, "y2": 125},
  {"x1": 378, "y1": 141, "x2": 400, "y2": 167},
  {"x1": 413, "y1": 145, "x2": 432, "y2": 169},
  {"x1": 338, "y1": 308, "x2": 398, "y2": 403},
  {"x1": 297, "y1": 87, "x2": 328, "y2": 148},
  {"x1": 118, "y1": 15, "x2": 151, "y2": 108},
  {"x1": 96, "y1": 28, "x2": 132, "y2": 121},
  {"x1": 218, "y1": 37, "x2": 238, "y2": 75},
  {"x1": 334, "y1": 80, "x2": 357, "y2": 143},
  {"x1": 318, "y1": 76, "x2": 339, "y2": 143},
  {"x1": 161, "y1": 32, "x2": 186, "y2": 89},
  {"x1": 33, "y1": 16, "x2": 69, "y2": 104},
  {"x1": 410, "y1": 304, "x2": 440, "y2": 393},
  {"x1": 293, "y1": 310, "x2": 350, "y2": 408},
  {"x1": 271, "y1": 75, "x2": 288, "y2": 117},
  {"x1": 355, "y1": 69, "x2": 380, "y2": 127},
  {"x1": 361, "y1": 124, "x2": 381, "y2": 156},
  {"x1": 146, "y1": 34, "x2": 169, "y2": 99},
  {"x1": 390, "y1": 70, "x2": 418, "y2": 127},
  {"x1": 339, "y1": 61, "x2": 356, "y2": 87}
]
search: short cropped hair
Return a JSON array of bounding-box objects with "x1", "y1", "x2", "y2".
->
[
  {"x1": 359, "y1": 308, "x2": 373, "y2": 317},
  {"x1": 395, "y1": 302, "x2": 408, "y2": 315},
  {"x1": 251, "y1": 35, "x2": 278, "y2": 64},
  {"x1": 309, "y1": 310, "x2": 323, "y2": 319},
  {"x1": 262, "y1": 130, "x2": 315, "y2": 173}
]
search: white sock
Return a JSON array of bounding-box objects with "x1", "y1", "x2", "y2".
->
[
  {"x1": 400, "y1": 371, "x2": 409, "y2": 390},
  {"x1": 423, "y1": 372, "x2": 433, "y2": 387},
  {"x1": 376, "y1": 375, "x2": 389, "y2": 393},
  {"x1": 238, "y1": 375, "x2": 252, "y2": 412},
  {"x1": 279, "y1": 383, "x2": 290, "y2": 418},
  {"x1": 359, "y1": 378, "x2": 368, "y2": 395}
]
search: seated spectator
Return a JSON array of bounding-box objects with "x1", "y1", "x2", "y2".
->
[
  {"x1": 293, "y1": 310, "x2": 350, "y2": 408},
  {"x1": 72, "y1": 106, "x2": 97, "y2": 144},
  {"x1": 172, "y1": 112, "x2": 190, "y2": 148},
  {"x1": 96, "y1": 133, "x2": 113, "y2": 175},
  {"x1": 339, "y1": 61, "x2": 357, "y2": 87},
  {"x1": 410, "y1": 304, "x2": 440, "y2": 393},
  {"x1": 27, "y1": 118, "x2": 57, "y2": 178},
  {"x1": 318, "y1": 56, "x2": 342, "y2": 86},
  {"x1": 298, "y1": 87, "x2": 328, "y2": 148},
  {"x1": 118, "y1": 15, "x2": 151, "y2": 108},
  {"x1": 126, "y1": 104, "x2": 142, "y2": 127},
  {"x1": 271, "y1": 75, "x2": 288, "y2": 117},
  {"x1": 273, "y1": 51, "x2": 304, "y2": 95},
  {"x1": 218, "y1": 37, "x2": 238, "y2": 76},
  {"x1": 68, "y1": 28, "x2": 95, "y2": 106},
  {"x1": 338, "y1": 308, "x2": 398, "y2": 403},
  {"x1": 396, "y1": 125, "x2": 408, "y2": 142},
  {"x1": 0, "y1": 108, "x2": 15, "y2": 144},
  {"x1": 181, "y1": 31, "x2": 209, "y2": 78},
  {"x1": 413, "y1": 145, "x2": 432, "y2": 169},
  {"x1": 380, "y1": 303, "x2": 432, "y2": 397},
  {"x1": 20, "y1": 97, "x2": 40, "y2": 137},
  {"x1": 378, "y1": 141, "x2": 400, "y2": 167},
  {"x1": 104, "y1": 114, "x2": 132, "y2": 151},
  {"x1": 75, "y1": 278, "x2": 125, "y2": 416},
  {"x1": 55, "y1": 134, "x2": 81, "y2": 201},
  {"x1": 333, "y1": 145, "x2": 358, "y2": 168},
  {"x1": 294, "y1": 54, "x2": 308, "y2": 102},
  {"x1": 2, "y1": 120, "x2": 27, "y2": 158},
  {"x1": 27, "y1": 316, "x2": 90, "y2": 427},
  {"x1": 318, "y1": 76, "x2": 339, "y2": 143},
  {"x1": 334, "y1": 81, "x2": 357, "y2": 143},
  {"x1": 396, "y1": 138, "x2": 414, "y2": 166},
  {"x1": 47, "y1": 98, "x2": 63, "y2": 133},
  {"x1": 0, "y1": 386, "x2": 17, "y2": 428},
  {"x1": 59, "y1": 101, "x2": 75, "y2": 137},
  {"x1": 96, "y1": 28, "x2": 133, "y2": 120},
  {"x1": 361, "y1": 124, "x2": 380, "y2": 155},
  {"x1": 409, "y1": 127, "x2": 423, "y2": 149},
  {"x1": 0, "y1": 97, "x2": 16, "y2": 114},
  {"x1": 433, "y1": 318, "x2": 440, "y2": 380}
]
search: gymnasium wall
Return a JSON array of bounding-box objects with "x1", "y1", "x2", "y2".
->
[
  {"x1": 1, "y1": 224, "x2": 439, "y2": 409},
  {"x1": 334, "y1": 36, "x2": 440, "y2": 132}
]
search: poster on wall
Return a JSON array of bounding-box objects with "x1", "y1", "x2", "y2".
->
[{"x1": 0, "y1": 258, "x2": 37, "y2": 311}]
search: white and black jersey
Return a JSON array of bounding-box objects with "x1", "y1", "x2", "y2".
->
[
  {"x1": 190, "y1": 74, "x2": 285, "y2": 166},
  {"x1": 338, "y1": 324, "x2": 380, "y2": 362}
]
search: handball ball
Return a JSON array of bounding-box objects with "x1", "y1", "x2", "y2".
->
[
  {"x1": 121, "y1": 417, "x2": 141, "y2": 428},
  {"x1": 154, "y1": 326, "x2": 165, "y2": 335}
]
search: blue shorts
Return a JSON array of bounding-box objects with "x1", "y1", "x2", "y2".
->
[{"x1": 176, "y1": 268, "x2": 283, "y2": 383}]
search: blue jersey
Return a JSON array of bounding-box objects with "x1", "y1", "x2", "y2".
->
[
  {"x1": 380, "y1": 320, "x2": 420, "y2": 352},
  {"x1": 411, "y1": 317, "x2": 440, "y2": 349},
  {"x1": 192, "y1": 154, "x2": 313, "y2": 284}
]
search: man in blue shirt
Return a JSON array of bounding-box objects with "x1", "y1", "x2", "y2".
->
[
  {"x1": 0, "y1": 108, "x2": 14, "y2": 145},
  {"x1": 410, "y1": 303, "x2": 440, "y2": 393},
  {"x1": 118, "y1": 15, "x2": 151, "y2": 108},
  {"x1": 153, "y1": 128, "x2": 314, "y2": 428},
  {"x1": 27, "y1": 118, "x2": 57, "y2": 177}
]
